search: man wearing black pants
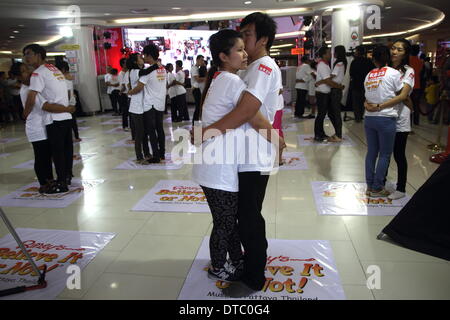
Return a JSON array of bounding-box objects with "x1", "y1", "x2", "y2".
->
[
  {"x1": 237, "y1": 172, "x2": 270, "y2": 290},
  {"x1": 23, "y1": 44, "x2": 73, "y2": 193},
  {"x1": 191, "y1": 55, "x2": 206, "y2": 124},
  {"x1": 295, "y1": 56, "x2": 312, "y2": 118},
  {"x1": 144, "y1": 108, "x2": 165, "y2": 160},
  {"x1": 314, "y1": 92, "x2": 331, "y2": 140}
]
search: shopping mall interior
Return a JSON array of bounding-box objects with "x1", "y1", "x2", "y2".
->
[{"x1": 0, "y1": 0, "x2": 449, "y2": 301}]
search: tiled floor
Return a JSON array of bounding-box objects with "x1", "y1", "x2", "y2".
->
[{"x1": 0, "y1": 107, "x2": 449, "y2": 300}]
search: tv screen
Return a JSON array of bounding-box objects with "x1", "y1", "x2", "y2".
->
[{"x1": 123, "y1": 28, "x2": 217, "y2": 69}]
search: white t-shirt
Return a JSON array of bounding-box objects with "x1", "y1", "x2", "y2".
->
[
  {"x1": 331, "y1": 62, "x2": 346, "y2": 85},
  {"x1": 139, "y1": 65, "x2": 167, "y2": 112},
  {"x1": 167, "y1": 72, "x2": 177, "y2": 99},
  {"x1": 105, "y1": 73, "x2": 119, "y2": 94},
  {"x1": 128, "y1": 69, "x2": 145, "y2": 114},
  {"x1": 364, "y1": 66, "x2": 404, "y2": 118},
  {"x1": 29, "y1": 64, "x2": 71, "y2": 122},
  {"x1": 20, "y1": 85, "x2": 51, "y2": 142},
  {"x1": 175, "y1": 70, "x2": 187, "y2": 96},
  {"x1": 316, "y1": 60, "x2": 332, "y2": 94},
  {"x1": 190, "y1": 65, "x2": 199, "y2": 88},
  {"x1": 239, "y1": 55, "x2": 281, "y2": 173},
  {"x1": 118, "y1": 70, "x2": 128, "y2": 92},
  {"x1": 295, "y1": 63, "x2": 312, "y2": 90},
  {"x1": 396, "y1": 65, "x2": 415, "y2": 132},
  {"x1": 191, "y1": 71, "x2": 246, "y2": 192}
]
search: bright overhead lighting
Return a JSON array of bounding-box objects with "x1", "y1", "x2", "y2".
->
[
  {"x1": 36, "y1": 35, "x2": 64, "y2": 46},
  {"x1": 244, "y1": 1, "x2": 252, "y2": 4},
  {"x1": 9, "y1": 36, "x2": 15, "y2": 39},
  {"x1": 346, "y1": 5, "x2": 361, "y2": 21},
  {"x1": 115, "y1": 7, "x2": 309, "y2": 24},
  {"x1": 275, "y1": 31, "x2": 305, "y2": 39},
  {"x1": 324, "y1": 3, "x2": 362, "y2": 11},
  {"x1": 104, "y1": 13, "x2": 111, "y2": 16},
  {"x1": 46, "y1": 52, "x2": 66, "y2": 56},
  {"x1": 362, "y1": 41, "x2": 373, "y2": 45},
  {"x1": 172, "y1": 7, "x2": 181, "y2": 10},
  {"x1": 0, "y1": 51, "x2": 13, "y2": 54},
  {"x1": 13, "y1": 30, "x2": 19, "y2": 34},
  {"x1": 271, "y1": 52, "x2": 281, "y2": 56},
  {"x1": 59, "y1": 26, "x2": 73, "y2": 38},
  {"x1": 271, "y1": 43, "x2": 294, "y2": 49},
  {"x1": 364, "y1": 13, "x2": 445, "y2": 39}
]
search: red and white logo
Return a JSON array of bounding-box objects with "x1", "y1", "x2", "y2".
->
[
  {"x1": 368, "y1": 67, "x2": 387, "y2": 80},
  {"x1": 258, "y1": 64, "x2": 272, "y2": 75}
]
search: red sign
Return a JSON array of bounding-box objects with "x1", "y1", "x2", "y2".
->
[{"x1": 291, "y1": 48, "x2": 304, "y2": 55}]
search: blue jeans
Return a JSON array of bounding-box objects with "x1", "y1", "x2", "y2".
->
[{"x1": 364, "y1": 116, "x2": 397, "y2": 191}]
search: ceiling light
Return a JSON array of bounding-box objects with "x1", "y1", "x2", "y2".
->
[
  {"x1": 0, "y1": 51, "x2": 12, "y2": 54},
  {"x1": 46, "y1": 52, "x2": 66, "y2": 56},
  {"x1": 244, "y1": 1, "x2": 252, "y2": 4},
  {"x1": 172, "y1": 7, "x2": 181, "y2": 10},
  {"x1": 346, "y1": 5, "x2": 361, "y2": 21},
  {"x1": 13, "y1": 30, "x2": 19, "y2": 34},
  {"x1": 9, "y1": 36, "x2": 15, "y2": 39},
  {"x1": 36, "y1": 35, "x2": 64, "y2": 45},
  {"x1": 18, "y1": 24, "x2": 25, "y2": 27},
  {"x1": 59, "y1": 26, "x2": 73, "y2": 38},
  {"x1": 271, "y1": 43, "x2": 294, "y2": 49},
  {"x1": 275, "y1": 31, "x2": 305, "y2": 38},
  {"x1": 266, "y1": 8, "x2": 308, "y2": 15},
  {"x1": 104, "y1": 13, "x2": 111, "y2": 16}
]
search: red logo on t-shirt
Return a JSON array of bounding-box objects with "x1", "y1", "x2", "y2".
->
[
  {"x1": 45, "y1": 64, "x2": 59, "y2": 72},
  {"x1": 213, "y1": 71, "x2": 221, "y2": 79},
  {"x1": 368, "y1": 67, "x2": 387, "y2": 80},
  {"x1": 258, "y1": 64, "x2": 272, "y2": 75},
  {"x1": 31, "y1": 73, "x2": 39, "y2": 77}
]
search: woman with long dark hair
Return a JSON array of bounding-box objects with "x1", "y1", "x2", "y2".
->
[
  {"x1": 363, "y1": 46, "x2": 409, "y2": 197},
  {"x1": 328, "y1": 45, "x2": 347, "y2": 142}
]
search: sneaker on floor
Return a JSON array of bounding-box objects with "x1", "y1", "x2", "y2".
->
[
  {"x1": 148, "y1": 157, "x2": 160, "y2": 164},
  {"x1": 388, "y1": 191, "x2": 406, "y2": 200},
  {"x1": 327, "y1": 135, "x2": 343, "y2": 143},
  {"x1": 45, "y1": 182, "x2": 69, "y2": 194},
  {"x1": 123, "y1": 127, "x2": 130, "y2": 132},
  {"x1": 135, "y1": 159, "x2": 150, "y2": 165},
  {"x1": 370, "y1": 189, "x2": 390, "y2": 197},
  {"x1": 208, "y1": 265, "x2": 239, "y2": 282}
]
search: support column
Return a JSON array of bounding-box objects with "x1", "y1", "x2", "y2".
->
[
  {"x1": 72, "y1": 26, "x2": 101, "y2": 114},
  {"x1": 331, "y1": 6, "x2": 364, "y2": 106}
]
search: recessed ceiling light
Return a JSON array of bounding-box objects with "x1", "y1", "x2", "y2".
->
[
  {"x1": 244, "y1": 1, "x2": 252, "y2": 4},
  {"x1": 385, "y1": 6, "x2": 392, "y2": 9},
  {"x1": 9, "y1": 36, "x2": 15, "y2": 39},
  {"x1": 104, "y1": 13, "x2": 111, "y2": 16},
  {"x1": 172, "y1": 7, "x2": 181, "y2": 10},
  {"x1": 18, "y1": 24, "x2": 25, "y2": 27},
  {"x1": 13, "y1": 30, "x2": 19, "y2": 34}
]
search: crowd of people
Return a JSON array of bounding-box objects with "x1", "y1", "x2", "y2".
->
[{"x1": 0, "y1": 10, "x2": 448, "y2": 298}]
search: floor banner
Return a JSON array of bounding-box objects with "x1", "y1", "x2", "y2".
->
[
  {"x1": 13, "y1": 153, "x2": 97, "y2": 169},
  {"x1": 110, "y1": 138, "x2": 135, "y2": 148},
  {"x1": 132, "y1": 180, "x2": 210, "y2": 213},
  {"x1": 114, "y1": 154, "x2": 184, "y2": 170},
  {"x1": 178, "y1": 237, "x2": 345, "y2": 300},
  {"x1": 0, "y1": 228, "x2": 115, "y2": 300},
  {"x1": 311, "y1": 181, "x2": 410, "y2": 216},
  {"x1": 280, "y1": 152, "x2": 308, "y2": 171},
  {"x1": 297, "y1": 135, "x2": 355, "y2": 147},
  {"x1": 0, "y1": 138, "x2": 21, "y2": 144},
  {"x1": 0, "y1": 179, "x2": 104, "y2": 208},
  {"x1": 100, "y1": 119, "x2": 123, "y2": 125}
]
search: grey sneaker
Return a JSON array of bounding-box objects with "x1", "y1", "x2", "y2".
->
[
  {"x1": 370, "y1": 189, "x2": 390, "y2": 197},
  {"x1": 208, "y1": 261, "x2": 240, "y2": 282}
]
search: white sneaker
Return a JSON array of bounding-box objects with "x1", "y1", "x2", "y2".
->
[{"x1": 388, "y1": 191, "x2": 405, "y2": 200}]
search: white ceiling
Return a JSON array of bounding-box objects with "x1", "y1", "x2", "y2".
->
[{"x1": 0, "y1": 0, "x2": 447, "y2": 54}]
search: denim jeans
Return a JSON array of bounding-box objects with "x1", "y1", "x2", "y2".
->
[{"x1": 364, "y1": 116, "x2": 397, "y2": 191}]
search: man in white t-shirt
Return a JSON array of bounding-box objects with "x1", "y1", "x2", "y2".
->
[
  {"x1": 200, "y1": 12, "x2": 285, "y2": 297},
  {"x1": 295, "y1": 56, "x2": 312, "y2": 118},
  {"x1": 118, "y1": 58, "x2": 131, "y2": 131},
  {"x1": 191, "y1": 55, "x2": 206, "y2": 124},
  {"x1": 139, "y1": 44, "x2": 167, "y2": 163},
  {"x1": 23, "y1": 44, "x2": 72, "y2": 194},
  {"x1": 174, "y1": 60, "x2": 189, "y2": 121},
  {"x1": 166, "y1": 63, "x2": 180, "y2": 122},
  {"x1": 105, "y1": 67, "x2": 121, "y2": 115}
]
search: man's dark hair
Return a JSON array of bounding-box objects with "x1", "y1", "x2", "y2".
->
[
  {"x1": 355, "y1": 45, "x2": 366, "y2": 56},
  {"x1": 120, "y1": 58, "x2": 127, "y2": 67},
  {"x1": 22, "y1": 44, "x2": 46, "y2": 60},
  {"x1": 411, "y1": 44, "x2": 420, "y2": 56},
  {"x1": 56, "y1": 61, "x2": 69, "y2": 73},
  {"x1": 300, "y1": 56, "x2": 309, "y2": 63},
  {"x1": 9, "y1": 62, "x2": 23, "y2": 76},
  {"x1": 372, "y1": 45, "x2": 391, "y2": 67},
  {"x1": 318, "y1": 46, "x2": 329, "y2": 58},
  {"x1": 143, "y1": 43, "x2": 159, "y2": 60},
  {"x1": 240, "y1": 12, "x2": 277, "y2": 51},
  {"x1": 196, "y1": 55, "x2": 204, "y2": 61},
  {"x1": 176, "y1": 60, "x2": 183, "y2": 68},
  {"x1": 110, "y1": 68, "x2": 118, "y2": 75}
]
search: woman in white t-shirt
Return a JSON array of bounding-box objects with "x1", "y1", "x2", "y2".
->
[
  {"x1": 369, "y1": 39, "x2": 414, "y2": 200},
  {"x1": 192, "y1": 29, "x2": 248, "y2": 282},
  {"x1": 105, "y1": 67, "x2": 120, "y2": 115},
  {"x1": 363, "y1": 45, "x2": 411, "y2": 197},
  {"x1": 328, "y1": 45, "x2": 347, "y2": 142},
  {"x1": 11, "y1": 62, "x2": 75, "y2": 193}
]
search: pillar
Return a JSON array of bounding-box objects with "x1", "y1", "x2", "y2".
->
[{"x1": 72, "y1": 26, "x2": 101, "y2": 114}]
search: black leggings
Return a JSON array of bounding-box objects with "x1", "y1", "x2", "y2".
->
[
  {"x1": 201, "y1": 186, "x2": 243, "y2": 270},
  {"x1": 46, "y1": 120, "x2": 73, "y2": 183},
  {"x1": 130, "y1": 113, "x2": 151, "y2": 160},
  {"x1": 393, "y1": 132, "x2": 409, "y2": 192},
  {"x1": 329, "y1": 88, "x2": 343, "y2": 138},
  {"x1": 192, "y1": 88, "x2": 202, "y2": 124},
  {"x1": 295, "y1": 89, "x2": 308, "y2": 117},
  {"x1": 145, "y1": 108, "x2": 165, "y2": 159}
]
